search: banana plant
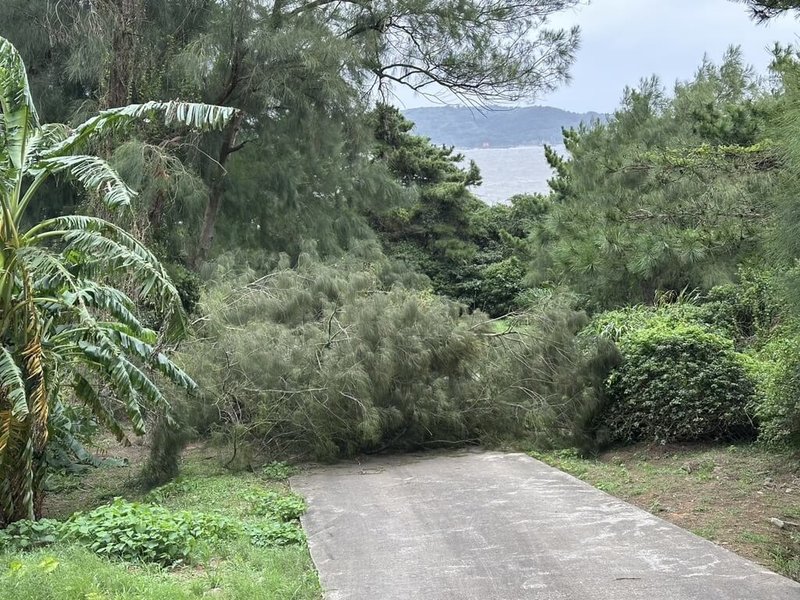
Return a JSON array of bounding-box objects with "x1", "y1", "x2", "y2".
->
[{"x1": 0, "y1": 36, "x2": 238, "y2": 524}]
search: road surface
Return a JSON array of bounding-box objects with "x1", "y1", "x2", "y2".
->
[{"x1": 291, "y1": 450, "x2": 800, "y2": 600}]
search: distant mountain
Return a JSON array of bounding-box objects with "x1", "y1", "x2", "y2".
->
[{"x1": 403, "y1": 105, "x2": 604, "y2": 149}]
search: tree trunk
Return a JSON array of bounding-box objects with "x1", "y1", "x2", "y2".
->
[
  {"x1": 193, "y1": 112, "x2": 244, "y2": 267},
  {"x1": 103, "y1": 0, "x2": 144, "y2": 108}
]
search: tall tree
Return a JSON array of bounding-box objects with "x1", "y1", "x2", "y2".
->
[
  {"x1": 530, "y1": 49, "x2": 776, "y2": 308},
  {"x1": 1, "y1": 0, "x2": 581, "y2": 265},
  {"x1": 369, "y1": 105, "x2": 540, "y2": 315}
]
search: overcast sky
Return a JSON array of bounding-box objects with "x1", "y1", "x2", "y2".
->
[{"x1": 393, "y1": 0, "x2": 800, "y2": 113}]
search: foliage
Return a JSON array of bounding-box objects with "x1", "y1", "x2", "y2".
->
[
  {"x1": 61, "y1": 499, "x2": 238, "y2": 565},
  {"x1": 0, "y1": 519, "x2": 60, "y2": 552},
  {"x1": 695, "y1": 268, "x2": 783, "y2": 347},
  {"x1": 181, "y1": 249, "x2": 607, "y2": 457},
  {"x1": 478, "y1": 303, "x2": 621, "y2": 451},
  {"x1": 0, "y1": 36, "x2": 236, "y2": 524},
  {"x1": 531, "y1": 48, "x2": 775, "y2": 309},
  {"x1": 752, "y1": 334, "x2": 800, "y2": 447},
  {"x1": 760, "y1": 52, "x2": 800, "y2": 320},
  {"x1": 1, "y1": 0, "x2": 580, "y2": 265},
  {"x1": 247, "y1": 491, "x2": 306, "y2": 522},
  {"x1": 0, "y1": 452, "x2": 306, "y2": 565},
  {"x1": 0, "y1": 449, "x2": 322, "y2": 599},
  {"x1": 585, "y1": 273, "x2": 796, "y2": 450},
  {"x1": 583, "y1": 297, "x2": 754, "y2": 343},
  {"x1": 475, "y1": 257, "x2": 527, "y2": 317},
  {"x1": 143, "y1": 479, "x2": 198, "y2": 504},
  {"x1": 370, "y1": 106, "x2": 537, "y2": 316},
  {"x1": 737, "y1": 0, "x2": 800, "y2": 21},
  {"x1": 369, "y1": 105, "x2": 485, "y2": 303},
  {"x1": 245, "y1": 522, "x2": 306, "y2": 548},
  {"x1": 1, "y1": 547, "x2": 191, "y2": 600},
  {"x1": 261, "y1": 462, "x2": 297, "y2": 481},
  {"x1": 595, "y1": 316, "x2": 757, "y2": 445},
  {"x1": 183, "y1": 250, "x2": 488, "y2": 458}
]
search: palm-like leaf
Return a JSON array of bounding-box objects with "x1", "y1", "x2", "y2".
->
[
  {"x1": 46, "y1": 101, "x2": 237, "y2": 158},
  {"x1": 0, "y1": 35, "x2": 238, "y2": 525},
  {"x1": 0, "y1": 348, "x2": 28, "y2": 420},
  {"x1": 34, "y1": 154, "x2": 137, "y2": 208},
  {"x1": 0, "y1": 36, "x2": 39, "y2": 172}
]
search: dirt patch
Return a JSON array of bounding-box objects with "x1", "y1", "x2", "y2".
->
[
  {"x1": 42, "y1": 438, "x2": 149, "y2": 519},
  {"x1": 41, "y1": 439, "x2": 223, "y2": 519}
]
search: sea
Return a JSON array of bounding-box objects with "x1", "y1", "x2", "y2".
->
[{"x1": 459, "y1": 144, "x2": 565, "y2": 205}]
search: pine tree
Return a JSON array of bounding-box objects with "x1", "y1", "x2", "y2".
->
[{"x1": 530, "y1": 49, "x2": 775, "y2": 308}]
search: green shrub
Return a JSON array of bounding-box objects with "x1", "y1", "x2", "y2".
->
[
  {"x1": 261, "y1": 462, "x2": 297, "y2": 481},
  {"x1": 61, "y1": 499, "x2": 237, "y2": 565},
  {"x1": 753, "y1": 335, "x2": 800, "y2": 448},
  {"x1": 248, "y1": 492, "x2": 306, "y2": 521},
  {"x1": 0, "y1": 519, "x2": 60, "y2": 553},
  {"x1": 696, "y1": 268, "x2": 783, "y2": 347},
  {"x1": 245, "y1": 522, "x2": 306, "y2": 548},
  {"x1": 585, "y1": 303, "x2": 725, "y2": 342},
  {"x1": 475, "y1": 256, "x2": 525, "y2": 316},
  {"x1": 599, "y1": 320, "x2": 757, "y2": 445}
]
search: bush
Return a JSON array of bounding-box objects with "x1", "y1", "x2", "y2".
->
[
  {"x1": 61, "y1": 499, "x2": 237, "y2": 565},
  {"x1": 598, "y1": 319, "x2": 757, "y2": 445},
  {"x1": 586, "y1": 302, "x2": 725, "y2": 342},
  {"x1": 475, "y1": 257, "x2": 525, "y2": 316},
  {"x1": 753, "y1": 335, "x2": 800, "y2": 448},
  {"x1": 695, "y1": 268, "x2": 783, "y2": 348}
]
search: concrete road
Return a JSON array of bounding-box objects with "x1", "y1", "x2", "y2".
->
[{"x1": 291, "y1": 450, "x2": 800, "y2": 600}]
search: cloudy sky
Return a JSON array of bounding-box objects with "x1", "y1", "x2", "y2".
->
[{"x1": 394, "y1": 0, "x2": 800, "y2": 113}]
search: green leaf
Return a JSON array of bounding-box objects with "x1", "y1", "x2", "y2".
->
[
  {"x1": 0, "y1": 36, "x2": 39, "y2": 171},
  {"x1": 0, "y1": 347, "x2": 28, "y2": 420},
  {"x1": 34, "y1": 154, "x2": 137, "y2": 209},
  {"x1": 46, "y1": 101, "x2": 238, "y2": 159}
]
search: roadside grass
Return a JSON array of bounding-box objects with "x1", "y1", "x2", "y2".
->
[
  {"x1": 0, "y1": 444, "x2": 321, "y2": 600},
  {"x1": 532, "y1": 444, "x2": 800, "y2": 581}
]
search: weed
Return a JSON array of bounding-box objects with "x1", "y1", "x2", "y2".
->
[
  {"x1": 61, "y1": 499, "x2": 239, "y2": 565},
  {"x1": 143, "y1": 478, "x2": 199, "y2": 504},
  {"x1": 246, "y1": 522, "x2": 307, "y2": 547},
  {"x1": 0, "y1": 520, "x2": 60, "y2": 552},
  {"x1": 247, "y1": 491, "x2": 306, "y2": 521},
  {"x1": 0, "y1": 445, "x2": 321, "y2": 598},
  {"x1": 261, "y1": 461, "x2": 297, "y2": 481}
]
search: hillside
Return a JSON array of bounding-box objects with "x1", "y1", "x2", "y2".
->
[{"x1": 403, "y1": 105, "x2": 603, "y2": 148}]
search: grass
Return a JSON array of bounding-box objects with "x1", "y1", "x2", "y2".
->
[
  {"x1": 0, "y1": 444, "x2": 321, "y2": 600},
  {"x1": 532, "y1": 443, "x2": 800, "y2": 582}
]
